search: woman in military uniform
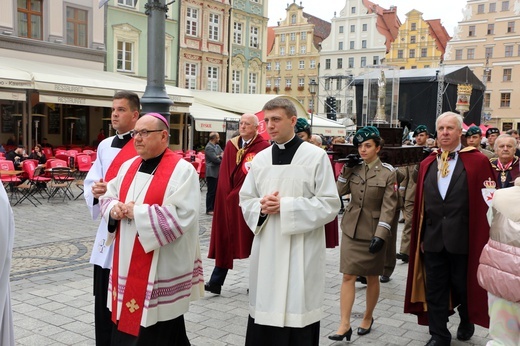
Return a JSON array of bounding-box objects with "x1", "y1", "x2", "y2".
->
[{"x1": 329, "y1": 126, "x2": 398, "y2": 341}]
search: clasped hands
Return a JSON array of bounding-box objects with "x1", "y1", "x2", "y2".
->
[
  {"x1": 260, "y1": 191, "x2": 280, "y2": 215},
  {"x1": 111, "y1": 201, "x2": 135, "y2": 221}
]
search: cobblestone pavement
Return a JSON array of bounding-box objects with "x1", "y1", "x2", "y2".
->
[{"x1": 8, "y1": 185, "x2": 490, "y2": 345}]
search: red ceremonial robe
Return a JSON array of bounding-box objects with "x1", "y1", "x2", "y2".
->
[
  {"x1": 404, "y1": 147, "x2": 494, "y2": 328},
  {"x1": 208, "y1": 134, "x2": 270, "y2": 269}
]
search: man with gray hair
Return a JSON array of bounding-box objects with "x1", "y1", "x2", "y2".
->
[
  {"x1": 490, "y1": 134, "x2": 519, "y2": 189},
  {"x1": 205, "y1": 114, "x2": 270, "y2": 295},
  {"x1": 310, "y1": 135, "x2": 323, "y2": 147},
  {"x1": 405, "y1": 112, "x2": 494, "y2": 346}
]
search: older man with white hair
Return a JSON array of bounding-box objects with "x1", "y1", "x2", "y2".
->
[{"x1": 490, "y1": 134, "x2": 520, "y2": 189}]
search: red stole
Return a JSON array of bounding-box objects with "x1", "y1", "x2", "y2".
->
[
  {"x1": 105, "y1": 139, "x2": 137, "y2": 182},
  {"x1": 111, "y1": 150, "x2": 180, "y2": 336}
]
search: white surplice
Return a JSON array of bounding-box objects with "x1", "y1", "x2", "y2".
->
[
  {"x1": 0, "y1": 184, "x2": 14, "y2": 346},
  {"x1": 84, "y1": 135, "x2": 135, "y2": 268},
  {"x1": 239, "y1": 142, "x2": 340, "y2": 328},
  {"x1": 100, "y1": 157, "x2": 204, "y2": 328}
]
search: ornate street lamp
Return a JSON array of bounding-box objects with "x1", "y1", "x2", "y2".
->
[{"x1": 309, "y1": 79, "x2": 318, "y2": 131}]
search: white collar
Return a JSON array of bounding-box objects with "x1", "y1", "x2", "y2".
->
[{"x1": 274, "y1": 135, "x2": 295, "y2": 150}]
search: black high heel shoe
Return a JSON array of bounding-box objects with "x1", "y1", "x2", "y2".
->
[
  {"x1": 357, "y1": 318, "x2": 374, "y2": 336},
  {"x1": 328, "y1": 328, "x2": 352, "y2": 341}
]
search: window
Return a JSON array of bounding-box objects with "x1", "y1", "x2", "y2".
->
[
  {"x1": 478, "y1": 4, "x2": 485, "y2": 13},
  {"x1": 337, "y1": 58, "x2": 343, "y2": 69},
  {"x1": 117, "y1": 41, "x2": 134, "y2": 72},
  {"x1": 336, "y1": 79, "x2": 342, "y2": 90},
  {"x1": 488, "y1": 24, "x2": 494, "y2": 35},
  {"x1": 208, "y1": 13, "x2": 220, "y2": 41},
  {"x1": 266, "y1": 78, "x2": 271, "y2": 87},
  {"x1": 300, "y1": 31, "x2": 306, "y2": 40},
  {"x1": 361, "y1": 57, "x2": 366, "y2": 67},
  {"x1": 373, "y1": 56, "x2": 379, "y2": 65},
  {"x1": 299, "y1": 60, "x2": 304, "y2": 69},
  {"x1": 411, "y1": 23, "x2": 417, "y2": 31},
  {"x1": 266, "y1": 62, "x2": 271, "y2": 71},
  {"x1": 250, "y1": 26, "x2": 259, "y2": 48},
  {"x1": 285, "y1": 78, "x2": 292, "y2": 88},
  {"x1": 286, "y1": 61, "x2": 292, "y2": 70},
  {"x1": 248, "y1": 73, "x2": 257, "y2": 94},
  {"x1": 118, "y1": 0, "x2": 135, "y2": 6},
  {"x1": 484, "y1": 93, "x2": 491, "y2": 108},
  {"x1": 274, "y1": 78, "x2": 280, "y2": 87},
  {"x1": 66, "y1": 7, "x2": 88, "y2": 47},
  {"x1": 298, "y1": 78, "x2": 305, "y2": 87},
  {"x1": 310, "y1": 60, "x2": 316, "y2": 68},
  {"x1": 349, "y1": 41, "x2": 354, "y2": 49},
  {"x1": 505, "y1": 45, "x2": 514, "y2": 57},
  {"x1": 421, "y1": 48, "x2": 428, "y2": 57},
  {"x1": 233, "y1": 22, "x2": 242, "y2": 44},
  {"x1": 300, "y1": 45, "x2": 306, "y2": 54},
  {"x1": 275, "y1": 62, "x2": 280, "y2": 70},
  {"x1": 351, "y1": 6, "x2": 356, "y2": 13},
  {"x1": 469, "y1": 25, "x2": 475, "y2": 36},
  {"x1": 503, "y1": 68, "x2": 512, "y2": 81},
  {"x1": 507, "y1": 21, "x2": 515, "y2": 33},
  {"x1": 186, "y1": 8, "x2": 198, "y2": 36},
  {"x1": 339, "y1": 42, "x2": 343, "y2": 50},
  {"x1": 484, "y1": 69, "x2": 492, "y2": 82},
  {"x1": 339, "y1": 26, "x2": 344, "y2": 33},
  {"x1": 502, "y1": 1, "x2": 509, "y2": 11},
  {"x1": 290, "y1": 46, "x2": 295, "y2": 55},
  {"x1": 185, "y1": 63, "x2": 197, "y2": 89},
  {"x1": 489, "y1": 2, "x2": 496, "y2": 12},
  {"x1": 17, "y1": 0, "x2": 42, "y2": 39},
  {"x1": 409, "y1": 49, "x2": 416, "y2": 58},
  {"x1": 291, "y1": 14, "x2": 296, "y2": 24},
  {"x1": 207, "y1": 67, "x2": 219, "y2": 91},
  {"x1": 325, "y1": 59, "x2": 331, "y2": 69},
  {"x1": 362, "y1": 40, "x2": 367, "y2": 48},
  {"x1": 486, "y1": 46, "x2": 493, "y2": 58},
  {"x1": 362, "y1": 24, "x2": 367, "y2": 31},
  {"x1": 232, "y1": 70, "x2": 241, "y2": 93},
  {"x1": 324, "y1": 79, "x2": 331, "y2": 90},
  {"x1": 280, "y1": 33, "x2": 285, "y2": 42},
  {"x1": 350, "y1": 25, "x2": 355, "y2": 33},
  {"x1": 410, "y1": 35, "x2": 416, "y2": 43},
  {"x1": 290, "y1": 32, "x2": 296, "y2": 41},
  {"x1": 467, "y1": 48, "x2": 475, "y2": 59},
  {"x1": 455, "y1": 49, "x2": 463, "y2": 60},
  {"x1": 398, "y1": 50, "x2": 404, "y2": 59},
  {"x1": 501, "y1": 93, "x2": 511, "y2": 107},
  {"x1": 280, "y1": 47, "x2": 285, "y2": 56},
  {"x1": 348, "y1": 57, "x2": 354, "y2": 68}
]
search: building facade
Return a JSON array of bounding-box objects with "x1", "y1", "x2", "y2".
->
[
  {"x1": 444, "y1": 0, "x2": 520, "y2": 131},
  {"x1": 265, "y1": 2, "x2": 330, "y2": 113},
  {"x1": 318, "y1": 0, "x2": 399, "y2": 120},
  {"x1": 386, "y1": 9, "x2": 451, "y2": 70},
  {"x1": 178, "y1": 0, "x2": 230, "y2": 93},
  {"x1": 228, "y1": 0, "x2": 268, "y2": 94}
]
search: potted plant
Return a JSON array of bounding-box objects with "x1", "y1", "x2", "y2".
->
[{"x1": 285, "y1": 86, "x2": 292, "y2": 91}]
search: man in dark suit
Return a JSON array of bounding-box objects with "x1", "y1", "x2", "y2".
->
[
  {"x1": 404, "y1": 112, "x2": 494, "y2": 346},
  {"x1": 204, "y1": 132, "x2": 223, "y2": 215}
]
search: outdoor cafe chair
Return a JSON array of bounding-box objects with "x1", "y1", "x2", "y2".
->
[{"x1": 48, "y1": 167, "x2": 75, "y2": 202}]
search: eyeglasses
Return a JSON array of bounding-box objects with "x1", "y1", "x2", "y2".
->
[{"x1": 131, "y1": 129, "x2": 164, "y2": 138}]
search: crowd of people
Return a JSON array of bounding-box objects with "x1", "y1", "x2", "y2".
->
[{"x1": 2, "y1": 94, "x2": 520, "y2": 346}]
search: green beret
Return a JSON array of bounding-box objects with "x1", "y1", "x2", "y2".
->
[
  {"x1": 413, "y1": 125, "x2": 428, "y2": 137},
  {"x1": 353, "y1": 126, "x2": 380, "y2": 146},
  {"x1": 294, "y1": 118, "x2": 310, "y2": 133},
  {"x1": 465, "y1": 126, "x2": 481, "y2": 137},
  {"x1": 485, "y1": 127, "x2": 500, "y2": 138}
]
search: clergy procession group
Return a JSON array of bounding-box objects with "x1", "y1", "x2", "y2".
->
[{"x1": 1, "y1": 91, "x2": 520, "y2": 346}]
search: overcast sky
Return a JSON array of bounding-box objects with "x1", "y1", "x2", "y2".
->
[{"x1": 267, "y1": 0, "x2": 469, "y2": 36}]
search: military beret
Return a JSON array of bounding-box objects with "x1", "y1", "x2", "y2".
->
[
  {"x1": 465, "y1": 126, "x2": 481, "y2": 137},
  {"x1": 485, "y1": 127, "x2": 500, "y2": 138},
  {"x1": 353, "y1": 126, "x2": 380, "y2": 146},
  {"x1": 294, "y1": 117, "x2": 310, "y2": 133},
  {"x1": 413, "y1": 125, "x2": 428, "y2": 137}
]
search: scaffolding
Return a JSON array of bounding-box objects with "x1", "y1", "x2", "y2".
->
[{"x1": 316, "y1": 72, "x2": 356, "y2": 124}]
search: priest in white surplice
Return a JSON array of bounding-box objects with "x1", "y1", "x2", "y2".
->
[
  {"x1": 0, "y1": 183, "x2": 15, "y2": 346},
  {"x1": 239, "y1": 97, "x2": 341, "y2": 346},
  {"x1": 100, "y1": 113, "x2": 204, "y2": 345}
]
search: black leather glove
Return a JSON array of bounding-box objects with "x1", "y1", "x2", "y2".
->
[
  {"x1": 421, "y1": 147, "x2": 433, "y2": 160},
  {"x1": 345, "y1": 153, "x2": 363, "y2": 168},
  {"x1": 368, "y1": 236, "x2": 385, "y2": 254}
]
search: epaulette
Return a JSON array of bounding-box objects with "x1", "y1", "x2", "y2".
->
[{"x1": 381, "y1": 162, "x2": 395, "y2": 171}]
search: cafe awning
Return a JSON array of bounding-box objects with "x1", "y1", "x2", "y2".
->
[{"x1": 189, "y1": 103, "x2": 241, "y2": 132}]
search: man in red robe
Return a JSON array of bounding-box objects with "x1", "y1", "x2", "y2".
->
[
  {"x1": 404, "y1": 112, "x2": 494, "y2": 346},
  {"x1": 205, "y1": 114, "x2": 270, "y2": 295}
]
